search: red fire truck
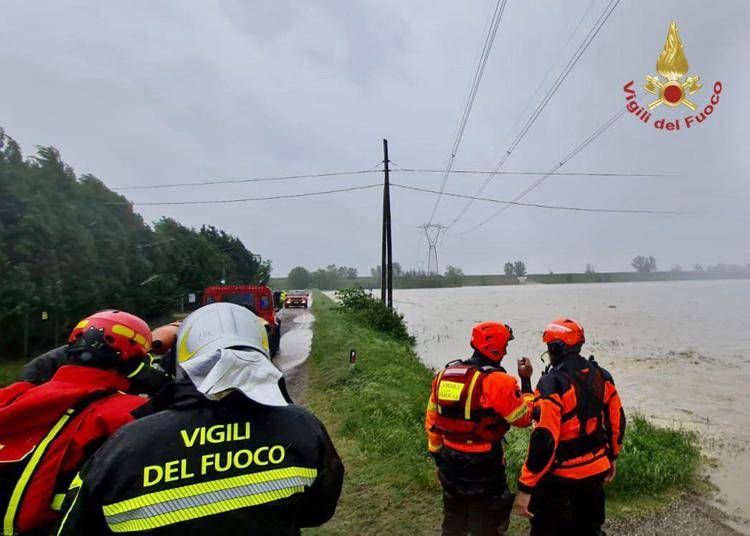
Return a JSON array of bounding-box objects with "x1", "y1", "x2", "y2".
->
[{"x1": 201, "y1": 285, "x2": 281, "y2": 356}]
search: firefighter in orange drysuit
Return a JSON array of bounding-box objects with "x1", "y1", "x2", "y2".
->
[
  {"x1": 425, "y1": 321, "x2": 534, "y2": 535},
  {"x1": 514, "y1": 318, "x2": 626, "y2": 536}
]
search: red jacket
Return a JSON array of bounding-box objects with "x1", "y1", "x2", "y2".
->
[{"x1": 0, "y1": 365, "x2": 147, "y2": 534}]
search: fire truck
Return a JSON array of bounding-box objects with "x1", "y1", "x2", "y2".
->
[{"x1": 201, "y1": 285, "x2": 281, "y2": 356}]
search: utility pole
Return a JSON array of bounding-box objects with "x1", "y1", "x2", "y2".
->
[
  {"x1": 381, "y1": 139, "x2": 393, "y2": 308},
  {"x1": 384, "y1": 139, "x2": 393, "y2": 309},
  {"x1": 381, "y1": 142, "x2": 388, "y2": 304}
]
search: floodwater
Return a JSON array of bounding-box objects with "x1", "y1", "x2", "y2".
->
[
  {"x1": 272, "y1": 302, "x2": 315, "y2": 401},
  {"x1": 394, "y1": 280, "x2": 750, "y2": 525},
  {"x1": 275, "y1": 306, "x2": 315, "y2": 372}
]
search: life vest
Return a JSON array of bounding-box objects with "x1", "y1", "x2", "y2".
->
[
  {"x1": 552, "y1": 357, "x2": 609, "y2": 464},
  {"x1": 431, "y1": 361, "x2": 510, "y2": 444},
  {"x1": 0, "y1": 375, "x2": 119, "y2": 535}
]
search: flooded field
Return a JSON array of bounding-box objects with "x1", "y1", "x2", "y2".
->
[{"x1": 394, "y1": 280, "x2": 750, "y2": 527}]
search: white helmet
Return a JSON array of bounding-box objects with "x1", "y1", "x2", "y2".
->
[
  {"x1": 177, "y1": 302, "x2": 270, "y2": 363},
  {"x1": 176, "y1": 303, "x2": 287, "y2": 406}
]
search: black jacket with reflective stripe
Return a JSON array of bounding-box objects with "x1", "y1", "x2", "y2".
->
[{"x1": 57, "y1": 380, "x2": 344, "y2": 535}]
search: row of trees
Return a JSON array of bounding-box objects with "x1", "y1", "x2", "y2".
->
[
  {"x1": 503, "y1": 261, "x2": 527, "y2": 277},
  {"x1": 287, "y1": 265, "x2": 358, "y2": 289},
  {"x1": 287, "y1": 263, "x2": 467, "y2": 290},
  {"x1": 0, "y1": 129, "x2": 270, "y2": 360}
]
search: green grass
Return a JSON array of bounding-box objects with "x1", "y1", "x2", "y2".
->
[
  {"x1": 303, "y1": 293, "x2": 440, "y2": 534},
  {"x1": 0, "y1": 360, "x2": 25, "y2": 387},
  {"x1": 303, "y1": 293, "x2": 704, "y2": 534}
]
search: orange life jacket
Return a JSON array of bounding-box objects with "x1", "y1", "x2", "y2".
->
[{"x1": 432, "y1": 361, "x2": 509, "y2": 444}]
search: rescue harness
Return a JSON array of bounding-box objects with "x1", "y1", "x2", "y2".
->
[
  {"x1": 551, "y1": 357, "x2": 608, "y2": 465},
  {"x1": 431, "y1": 361, "x2": 510, "y2": 444}
]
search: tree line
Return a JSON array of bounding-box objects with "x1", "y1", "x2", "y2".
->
[
  {"x1": 285, "y1": 263, "x2": 466, "y2": 290},
  {"x1": 0, "y1": 129, "x2": 270, "y2": 360}
]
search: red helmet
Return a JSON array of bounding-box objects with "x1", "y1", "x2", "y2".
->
[
  {"x1": 542, "y1": 318, "x2": 585, "y2": 347},
  {"x1": 68, "y1": 310, "x2": 152, "y2": 362},
  {"x1": 471, "y1": 322, "x2": 514, "y2": 361}
]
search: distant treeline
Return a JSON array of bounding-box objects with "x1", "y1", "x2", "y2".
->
[
  {"x1": 271, "y1": 265, "x2": 750, "y2": 291},
  {"x1": 276, "y1": 263, "x2": 466, "y2": 291},
  {"x1": 0, "y1": 128, "x2": 270, "y2": 360}
]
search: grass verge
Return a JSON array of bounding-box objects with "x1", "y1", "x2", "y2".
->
[
  {"x1": 303, "y1": 292, "x2": 704, "y2": 534},
  {"x1": 0, "y1": 360, "x2": 25, "y2": 387}
]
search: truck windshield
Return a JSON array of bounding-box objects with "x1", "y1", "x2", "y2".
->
[{"x1": 221, "y1": 292, "x2": 255, "y2": 307}]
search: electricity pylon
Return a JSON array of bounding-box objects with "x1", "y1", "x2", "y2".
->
[{"x1": 418, "y1": 224, "x2": 447, "y2": 275}]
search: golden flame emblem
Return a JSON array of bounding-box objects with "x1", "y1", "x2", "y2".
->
[{"x1": 644, "y1": 21, "x2": 702, "y2": 110}]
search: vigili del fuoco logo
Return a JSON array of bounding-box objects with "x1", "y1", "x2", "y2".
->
[{"x1": 623, "y1": 21, "x2": 723, "y2": 131}]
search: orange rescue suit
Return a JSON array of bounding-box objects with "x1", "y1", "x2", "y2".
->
[
  {"x1": 518, "y1": 355, "x2": 625, "y2": 493},
  {"x1": 425, "y1": 361, "x2": 533, "y2": 454}
]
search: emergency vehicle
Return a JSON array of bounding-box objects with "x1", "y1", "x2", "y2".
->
[
  {"x1": 202, "y1": 285, "x2": 281, "y2": 356},
  {"x1": 285, "y1": 290, "x2": 309, "y2": 309}
]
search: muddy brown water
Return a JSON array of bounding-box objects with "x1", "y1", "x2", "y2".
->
[{"x1": 391, "y1": 280, "x2": 750, "y2": 531}]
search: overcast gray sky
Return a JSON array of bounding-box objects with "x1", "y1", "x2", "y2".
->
[{"x1": 1, "y1": 0, "x2": 748, "y2": 276}]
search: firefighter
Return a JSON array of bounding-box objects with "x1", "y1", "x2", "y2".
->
[
  {"x1": 0, "y1": 310, "x2": 153, "y2": 535},
  {"x1": 514, "y1": 318, "x2": 626, "y2": 536},
  {"x1": 57, "y1": 302, "x2": 344, "y2": 535},
  {"x1": 425, "y1": 321, "x2": 534, "y2": 536},
  {"x1": 18, "y1": 320, "x2": 177, "y2": 394}
]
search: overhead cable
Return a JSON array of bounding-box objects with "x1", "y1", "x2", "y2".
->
[
  {"x1": 460, "y1": 105, "x2": 630, "y2": 234},
  {"x1": 428, "y1": 0, "x2": 509, "y2": 224},
  {"x1": 112, "y1": 169, "x2": 380, "y2": 191},
  {"x1": 447, "y1": 0, "x2": 621, "y2": 227},
  {"x1": 391, "y1": 183, "x2": 690, "y2": 215},
  {"x1": 110, "y1": 184, "x2": 381, "y2": 206}
]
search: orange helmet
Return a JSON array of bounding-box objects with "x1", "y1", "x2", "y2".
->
[
  {"x1": 68, "y1": 310, "x2": 152, "y2": 362},
  {"x1": 471, "y1": 321, "x2": 514, "y2": 361},
  {"x1": 542, "y1": 318, "x2": 585, "y2": 348}
]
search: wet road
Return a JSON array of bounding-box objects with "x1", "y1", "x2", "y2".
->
[{"x1": 272, "y1": 302, "x2": 315, "y2": 402}]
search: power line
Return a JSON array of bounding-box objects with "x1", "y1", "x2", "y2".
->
[
  {"x1": 108, "y1": 184, "x2": 381, "y2": 206},
  {"x1": 391, "y1": 183, "x2": 691, "y2": 215},
  {"x1": 112, "y1": 169, "x2": 381, "y2": 191},
  {"x1": 396, "y1": 168, "x2": 671, "y2": 178},
  {"x1": 428, "y1": 0, "x2": 509, "y2": 224},
  {"x1": 446, "y1": 0, "x2": 621, "y2": 228},
  {"x1": 506, "y1": 0, "x2": 597, "y2": 136},
  {"x1": 460, "y1": 105, "x2": 629, "y2": 234}
]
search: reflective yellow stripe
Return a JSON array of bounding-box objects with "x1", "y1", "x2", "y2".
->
[
  {"x1": 3, "y1": 409, "x2": 73, "y2": 534},
  {"x1": 427, "y1": 400, "x2": 437, "y2": 412},
  {"x1": 435, "y1": 370, "x2": 446, "y2": 415},
  {"x1": 126, "y1": 361, "x2": 145, "y2": 379},
  {"x1": 505, "y1": 402, "x2": 528, "y2": 423},
  {"x1": 108, "y1": 487, "x2": 307, "y2": 532},
  {"x1": 103, "y1": 466, "x2": 317, "y2": 532},
  {"x1": 428, "y1": 440, "x2": 443, "y2": 453},
  {"x1": 50, "y1": 493, "x2": 66, "y2": 511},
  {"x1": 56, "y1": 474, "x2": 83, "y2": 536},
  {"x1": 69, "y1": 472, "x2": 83, "y2": 490},
  {"x1": 464, "y1": 371, "x2": 481, "y2": 420}
]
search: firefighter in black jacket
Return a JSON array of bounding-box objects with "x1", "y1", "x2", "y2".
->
[{"x1": 57, "y1": 303, "x2": 344, "y2": 535}]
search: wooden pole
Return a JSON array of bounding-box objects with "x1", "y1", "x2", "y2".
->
[{"x1": 384, "y1": 139, "x2": 393, "y2": 309}]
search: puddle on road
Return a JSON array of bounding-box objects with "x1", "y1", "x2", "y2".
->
[{"x1": 274, "y1": 309, "x2": 315, "y2": 372}]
